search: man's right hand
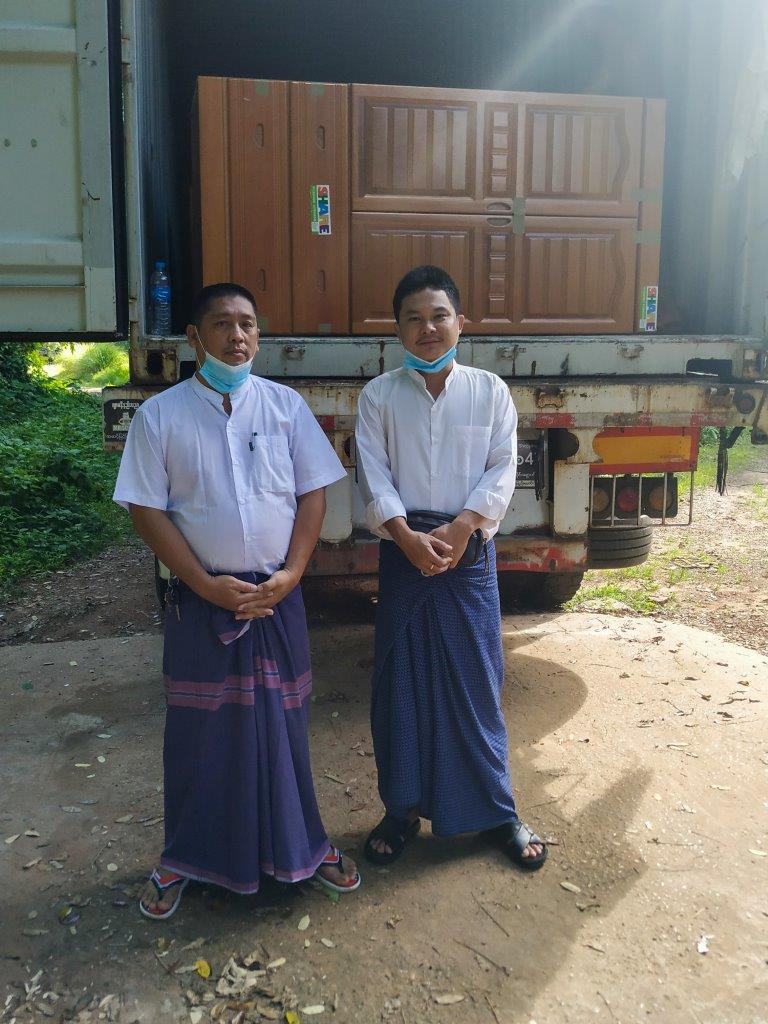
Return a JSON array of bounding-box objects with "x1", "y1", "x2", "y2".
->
[
  {"x1": 202, "y1": 574, "x2": 266, "y2": 614},
  {"x1": 399, "y1": 529, "x2": 453, "y2": 576}
]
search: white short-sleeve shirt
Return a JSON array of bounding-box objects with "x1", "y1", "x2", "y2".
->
[{"x1": 113, "y1": 374, "x2": 346, "y2": 574}]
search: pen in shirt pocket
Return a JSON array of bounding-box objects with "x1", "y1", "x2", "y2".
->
[{"x1": 248, "y1": 431, "x2": 258, "y2": 452}]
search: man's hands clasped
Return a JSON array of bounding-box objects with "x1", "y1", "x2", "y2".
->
[
  {"x1": 399, "y1": 530, "x2": 453, "y2": 576},
  {"x1": 203, "y1": 568, "x2": 300, "y2": 619}
]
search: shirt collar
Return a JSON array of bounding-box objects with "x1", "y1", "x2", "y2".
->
[
  {"x1": 191, "y1": 372, "x2": 253, "y2": 411},
  {"x1": 404, "y1": 359, "x2": 463, "y2": 393}
]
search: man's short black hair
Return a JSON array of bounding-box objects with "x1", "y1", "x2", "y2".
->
[
  {"x1": 190, "y1": 283, "x2": 258, "y2": 325},
  {"x1": 392, "y1": 265, "x2": 462, "y2": 322}
]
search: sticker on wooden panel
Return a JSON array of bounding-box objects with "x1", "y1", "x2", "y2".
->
[
  {"x1": 310, "y1": 185, "x2": 332, "y2": 235},
  {"x1": 639, "y1": 284, "x2": 658, "y2": 332}
]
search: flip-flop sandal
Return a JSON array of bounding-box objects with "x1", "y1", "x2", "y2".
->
[
  {"x1": 314, "y1": 846, "x2": 362, "y2": 894},
  {"x1": 487, "y1": 819, "x2": 548, "y2": 871},
  {"x1": 364, "y1": 814, "x2": 421, "y2": 865},
  {"x1": 138, "y1": 869, "x2": 189, "y2": 920}
]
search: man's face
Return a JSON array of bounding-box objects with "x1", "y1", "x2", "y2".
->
[
  {"x1": 395, "y1": 288, "x2": 464, "y2": 361},
  {"x1": 187, "y1": 295, "x2": 259, "y2": 366}
]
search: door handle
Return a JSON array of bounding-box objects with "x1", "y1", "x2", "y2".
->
[
  {"x1": 486, "y1": 201, "x2": 513, "y2": 211},
  {"x1": 486, "y1": 217, "x2": 513, "y2": 226}
]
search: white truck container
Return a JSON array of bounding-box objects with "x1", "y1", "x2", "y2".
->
[{"x1": 2, "y1": 0, "x2": 767, "y2": 607}]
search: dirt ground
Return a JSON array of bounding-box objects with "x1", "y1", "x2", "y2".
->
[{"x1": 1, "y1": 470, "x2": 767, "y2": 1024}]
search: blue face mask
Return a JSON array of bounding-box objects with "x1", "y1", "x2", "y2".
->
[
  {"x1": 402, "y1": 345, "x2": 457, "y2": 374},
  {"x1": 195, "y1": 333, "x2": 254, "y2": 393}
]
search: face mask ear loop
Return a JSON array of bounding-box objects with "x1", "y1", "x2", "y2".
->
[{"x1": 192, "y1": 328, "x2": 206, "y2": 372}]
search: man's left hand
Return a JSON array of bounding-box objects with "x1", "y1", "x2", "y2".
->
[
  {"x1": 429, "y1": 520, "x2": 474, "y2": 569},
  {"x1": 234, "y1": 568, "x2": 300, "y2": 619}
]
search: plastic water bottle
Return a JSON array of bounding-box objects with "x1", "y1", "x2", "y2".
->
[{"x1": 149, "y1": 261, "x2": 171, "y2": 336}]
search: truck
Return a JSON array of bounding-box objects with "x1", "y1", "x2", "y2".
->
[{"x1": 3, "y1": 0, "x2": 767, "y2": 609}]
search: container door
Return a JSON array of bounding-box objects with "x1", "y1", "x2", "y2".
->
[{"x1": 0, "y1": 0, "x2": 125, "y2": 338}]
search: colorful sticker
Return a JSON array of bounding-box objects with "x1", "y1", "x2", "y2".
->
[
  {"x1": 639, "y1": 284, "x2": 658, "y2": 332},
  {"x1": 310, "y1": 184, "x2": 332, "y2": 235}
]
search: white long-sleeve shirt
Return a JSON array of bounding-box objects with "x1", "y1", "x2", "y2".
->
[{"x1": 355, "y1": 362, "x2": 518, "y2": 541}]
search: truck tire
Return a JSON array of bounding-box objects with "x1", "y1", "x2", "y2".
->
[
  {"x1": 499, "y1": 570, "x2": 585, "y2": 611},
  {"x1": 587, "y1": 522, "x2": 653, "y2": 569}
]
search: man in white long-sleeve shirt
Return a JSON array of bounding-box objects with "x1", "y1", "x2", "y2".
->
[{"x1": 355, "y1": 265, "x2": 547, "y2": 871}]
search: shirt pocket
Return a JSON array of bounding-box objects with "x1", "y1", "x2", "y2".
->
[
  {"x1": 248, "y1": 435, "x2": 294, "y2": 494},
  {"x1": 451, "y1": 425, "x2": 491, "y2": 478}
]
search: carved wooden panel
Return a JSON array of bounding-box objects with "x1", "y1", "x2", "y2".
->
[
  {"x1": 351, "y1": 213, "x2": 475, "y2": 332},
  {"x1": 513, "y1": 217, "x2": 637, "y2": 333},
  {"x1": 521, "y1": 95, "x2": 643, "y2": 216}
]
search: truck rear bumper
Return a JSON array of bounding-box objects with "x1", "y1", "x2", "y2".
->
[{"x1": 306, "y1": 532, "x2": 588, "y2": 577}]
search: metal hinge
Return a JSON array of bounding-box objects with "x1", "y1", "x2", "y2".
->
[{"x1": 121, "y1": 35, "x2": 133, "y2": 65}]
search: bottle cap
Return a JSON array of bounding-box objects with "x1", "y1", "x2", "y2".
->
[{"x1": 156, "y1": 261, "x2": 166, "y2": 270}]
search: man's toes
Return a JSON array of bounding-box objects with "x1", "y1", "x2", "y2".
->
[{"x1": 521, "y1": 843, "x2": 543, "y2": 858}]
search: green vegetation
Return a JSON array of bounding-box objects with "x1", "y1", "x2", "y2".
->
[
  {"x1": 746, "y1": 482, "x2": 768, "y2": 520},
  {"x1": 566, "y1": 579, "x2": 660, "y2": 614},
  {"x1": 0, "y1": 374, "x2": 130, "y2": 600},
  {"x1": 681, "y1": 426, "x2": 761, "y2": 493},
  {"x1": 48, "y1": 341, "x2": 129, "y2": 388}
]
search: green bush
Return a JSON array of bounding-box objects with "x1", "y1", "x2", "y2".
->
[
  {"x1": 0, "y1": 377, "x2": 131, "y2": 599},
  {"x1": 0, "y1": 342, "x2": 32, "y2": 382}
]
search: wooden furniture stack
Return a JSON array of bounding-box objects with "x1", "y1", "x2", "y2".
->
[{"x1": 196, "y1": 77, "x2": 664, "y2": 336}]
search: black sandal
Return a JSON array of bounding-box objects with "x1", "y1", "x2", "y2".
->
[
  {"x1": 364, "y1": 814, "x2": 420, "y2": 865},
  {"x1": 486, "y1": 819, "x2": 548, "y2": 871}
]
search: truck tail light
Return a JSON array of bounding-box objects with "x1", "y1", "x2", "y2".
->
[
  {"x1": 645, "y1": 476, "x2": 677, "y2": 516},
  {"x1": 616, "y1": 484, "x2": 639, "y2": 513},
  {"x1": 590, "y1": 473, "x2": 681, "y2": 524}
]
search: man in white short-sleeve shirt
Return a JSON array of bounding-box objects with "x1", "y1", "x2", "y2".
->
[{"x1": 114, "y1": 283, "x2": 361, "y2": 919}]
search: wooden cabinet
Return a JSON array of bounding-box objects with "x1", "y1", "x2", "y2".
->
[{"x1": 196, "y1": 78, "x2": 664, "y2": 335}]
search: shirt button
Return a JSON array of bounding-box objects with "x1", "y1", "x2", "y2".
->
[{"x1": 239, "y1": 497, "x2": 246, "y2": 505}]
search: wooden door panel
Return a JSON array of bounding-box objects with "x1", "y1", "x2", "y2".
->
[
  {"x1": 290, "y1": 82, "x2": 350, "y2": 334},
  {"x1": 196, "y1": 77, "x2": 291, "y2": 334},
  {"x1": 351, "y1": 213, "x2": 475, "y2": 333},
  {"x1": 353, "y1": 85, "x2": 482, "y2": 213},
  {"x1": 513, "y1": 217, "x2": 637, "y2": 333},
  {"x1": 521, "y1": 95, "x2": 643, "y2": 216},
  {"x1": 351, "y1": 213, "x2": 520, "y2": 334}
]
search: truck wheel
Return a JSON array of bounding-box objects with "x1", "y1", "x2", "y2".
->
[
  {"x1": 499, "y1": 571, "x2": 585, "y2": 611},
  {"x1": 587, "y1": 522, "x2": 653, "y2": 569},
  {"x1": 154, "y1": 557, "x2": 168, "y2": 615}
]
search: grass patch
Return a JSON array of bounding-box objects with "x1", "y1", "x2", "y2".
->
[
  {"x1": 52, "y1": 342, "x2": 129, "y2": 388},
  {"x1": 745, "y1": 483, "x2": 768, "y2": 520},
  {"x1": 0, "y1": 376, "x2": 131, "y2": 601},
  {"x1": 566, "y1": 576, "x2": 661, "y2": 614}
]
